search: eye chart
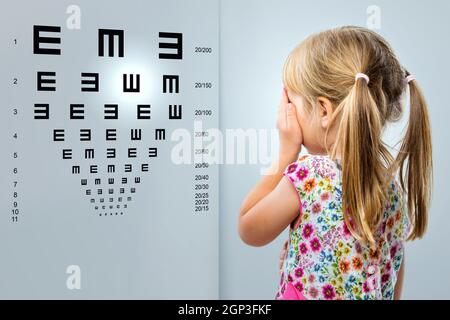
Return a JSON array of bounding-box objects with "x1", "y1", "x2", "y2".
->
[{"x1": 0, "y1": 0, "x2": 218, "y2": 298}]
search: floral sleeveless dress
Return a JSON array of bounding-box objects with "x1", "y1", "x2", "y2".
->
[{"x1": 275, "y1": 154, "x2": 411, "y2": 300}]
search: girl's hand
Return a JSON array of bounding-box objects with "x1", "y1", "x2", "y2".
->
[
  {"x1": 276, "y1": 88, "x2": 303, "y2": 161},
  {"x1": 278, "y1": 239, "x2": 289, "y2": 274}
]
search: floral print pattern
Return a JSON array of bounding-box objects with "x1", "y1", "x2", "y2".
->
[{"x1": 275, "y1": 154, "x2": 410, "y2": 300}]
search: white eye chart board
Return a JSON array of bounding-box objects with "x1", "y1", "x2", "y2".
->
[{"x1": 0, "y1": 0, "x2": 219, "y2": 299}]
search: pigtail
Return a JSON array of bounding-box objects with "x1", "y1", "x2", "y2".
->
[
  {"x1": 336, "y1": 77, "x2": 392, "y2": 248},
  {"x1": 395, "y1": 73, "x2": 433, "y2": 240}
]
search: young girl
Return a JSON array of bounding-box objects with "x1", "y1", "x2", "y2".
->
[{"x1": 238, "y1": 26, "x2": 432, "y2": 300}]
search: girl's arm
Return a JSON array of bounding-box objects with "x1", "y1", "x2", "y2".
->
[
  {"x1": 238, "y1": 158, "x2": 300, "y2": 247},
  {"x1": 238, "y1": 88, "x2": 303, "y2": 247},
  {"x1": 394, "y1": 254, "x2": 405, "y2": 300}
]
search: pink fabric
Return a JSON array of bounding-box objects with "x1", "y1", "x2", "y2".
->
[{"x1": 279, "y1": 282, "x2": 307, "y2": 300}]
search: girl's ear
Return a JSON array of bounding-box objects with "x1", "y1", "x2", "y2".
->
[{"x1": 316, "y1": 97, "x2": 334, "y2": 129}]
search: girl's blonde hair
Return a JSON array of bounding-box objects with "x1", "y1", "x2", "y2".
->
[{"x1": 283, "y1": 26, "x2": 432, "y2": 246}]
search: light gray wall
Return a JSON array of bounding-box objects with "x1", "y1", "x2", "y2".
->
[
  {"x1": 0, "y1": 0, "x2": 219, "y2": 299},
  {"x1": 219, "y1": 0, "x2": 450, "y2": 299}
]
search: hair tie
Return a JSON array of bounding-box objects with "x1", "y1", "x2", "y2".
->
[
  {"x1": 406, "y1": 75, "x2": 416, "y2": 84},
  {"x1": 355, "y1": 73, "x2": 370, "y2": 84}
]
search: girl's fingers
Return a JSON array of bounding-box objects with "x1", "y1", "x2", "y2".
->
[
  {"x1": 278, "y1": 90, "x2": 286, "y2": 112},
  {"x1": 286, "y1": 103, "x2": 298, "y2": 130},
  {"x1": 277, "y1": 102, "x2": 287, "y2": 129},
  {"x1": 279, "y1": 88, "x2": 284, "y2": 106},
  {"x1": 281, "y1": 87, "x2": 290, "y2": 105},
  {"x1": 277, "y1": 88, "x2": 294, "y2": 130}
]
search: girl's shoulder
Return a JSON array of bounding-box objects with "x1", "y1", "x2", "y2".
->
[{"x1": 283, "y1": 154, "x2": 340, "y2": 184}]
